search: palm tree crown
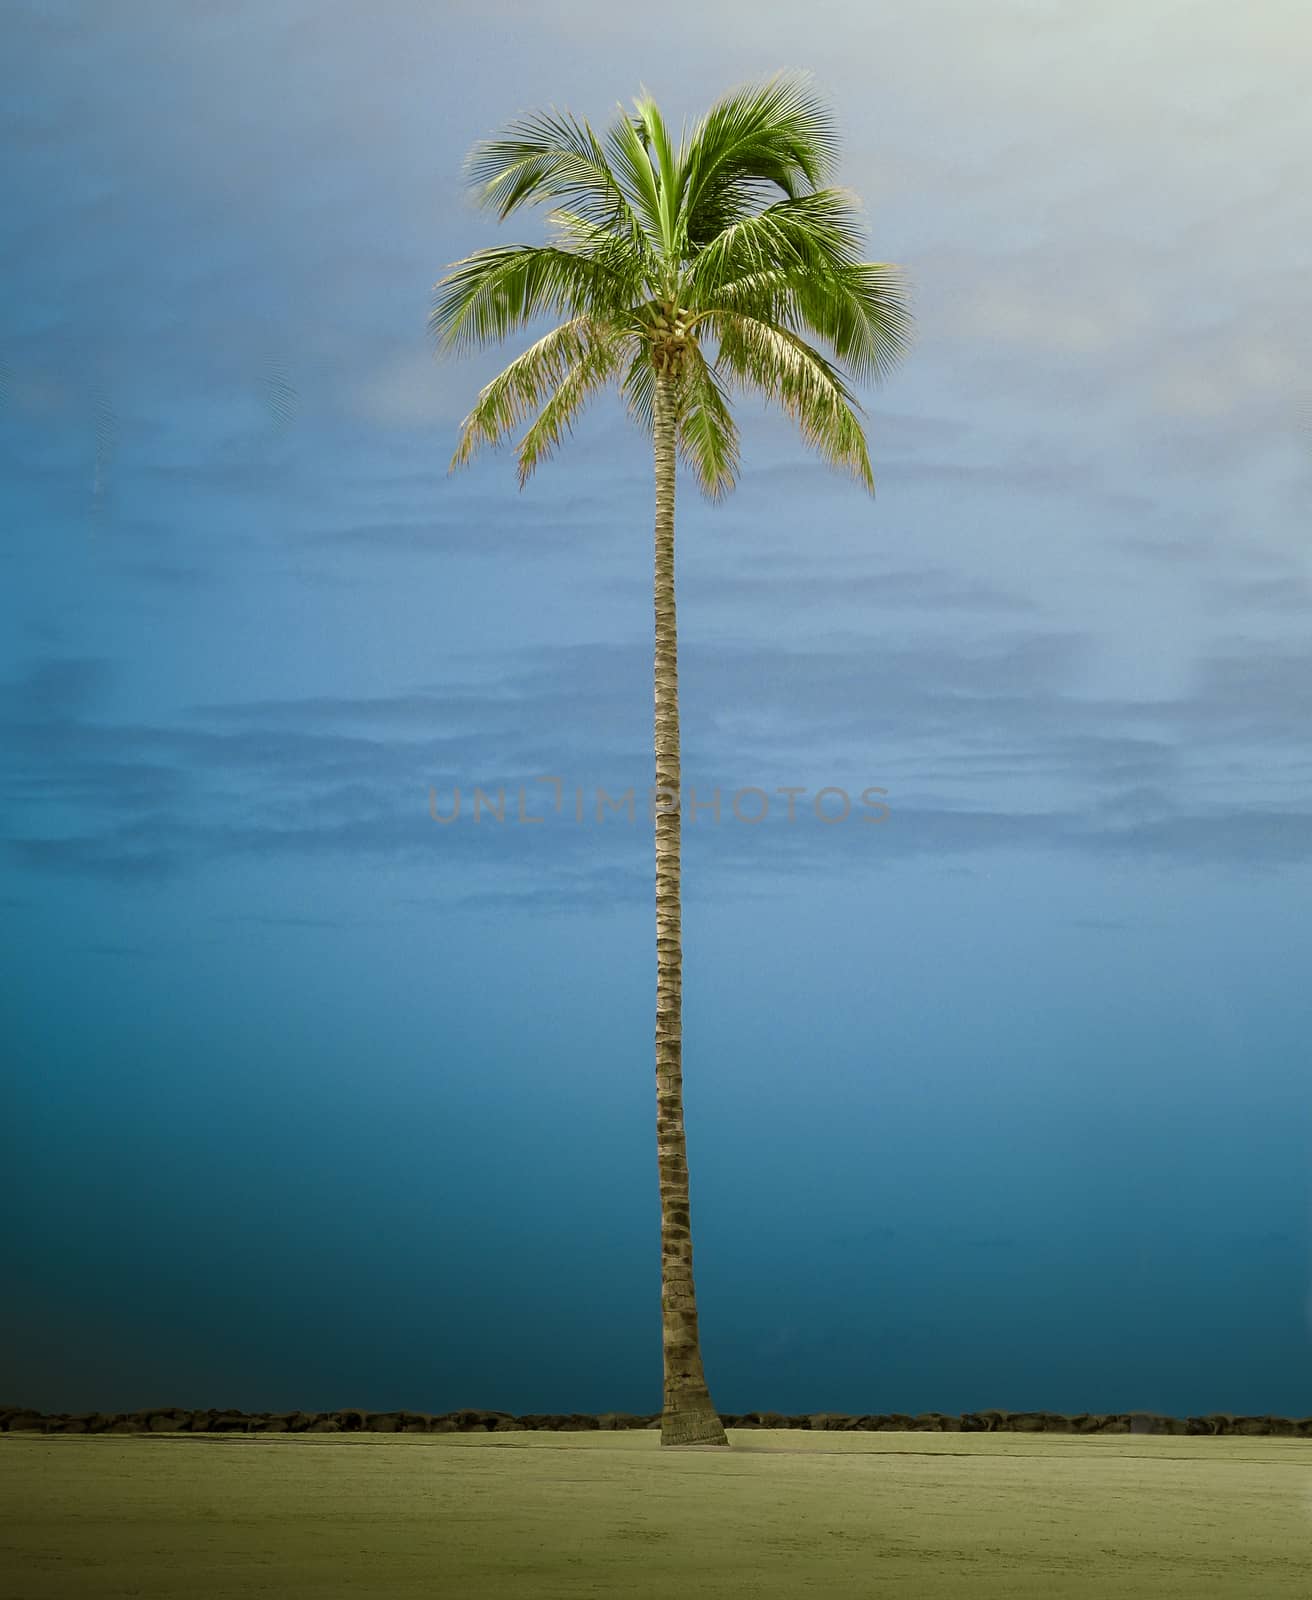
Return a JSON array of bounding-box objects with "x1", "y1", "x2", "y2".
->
[{"x1": 431, "y1": 72, "x2": 912, "y2": 492}]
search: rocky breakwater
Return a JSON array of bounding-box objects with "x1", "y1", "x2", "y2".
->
[{"x1": 3, "y1": 1407, "x2": 1311, "y2": 1437}]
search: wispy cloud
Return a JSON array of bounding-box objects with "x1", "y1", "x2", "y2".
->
[{"x1": 6, "y1": 628, "x2": 1311, "y2": 895}]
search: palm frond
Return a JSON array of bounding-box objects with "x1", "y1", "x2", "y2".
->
[
  {"x1": 430, "y1": 245, "x2": 634, "y2": 352},
  {"x1": 686, "y1": 190, "x2": 913, "y2": 383},
  {"x1": 450, "y1": 316, "x2": 620, "y2": 469},
  {"x1": 677, "y1": 345, "x2": 739, "y2": 499},
  {"x1": 603, "y1": 106, "x2": 667, "y2": 254},
  {"x1": 681, "y1": 72, "x2": 841, "y2": 248},
  {"x1": 621, "y1": 346, "x2": 656, "y2": 437},
  {"x1": 788, "y1": 262, "x2": 914, "y2": 383},
  {"x1": 514, "y1": 336, "x2": 627, "y2": 485},
  {"x1": 704, "y1": 265, "x2": 913, "y2": 384},
  {"x1": 631, "y1": 92, "x2": 683, "y2": 251},
  {"x1": 545, "y1": 209, "x2": 659, "y2": 295},
  {"x1": 466, "y1": 109, "x2": 649, "y2": 241},
  {"x1": 712, "y1": 313, "x2": 874, "y2": 490},
  {"x1": 686, "y1": 191, "x2": 866, "y2": 301}
]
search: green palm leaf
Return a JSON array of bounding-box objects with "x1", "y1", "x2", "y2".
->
[
  {"x1": 677, "y1": 343, "x2": 739, "y2": 498},
  {"x1": 450, "y1": 316, "x2": 623, "y2": 470},
  {"x1": 710, "y1": 311, "x2": 874, "y2": 488}
]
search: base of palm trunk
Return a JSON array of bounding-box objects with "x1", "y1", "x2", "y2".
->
[{"x1": 660, "y1": 1399, "x2": 730, "y2": 1447}]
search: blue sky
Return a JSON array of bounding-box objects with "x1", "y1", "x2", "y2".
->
[{"x1": 3, "y1": 0, "x2": 1311, "y2": 1418}]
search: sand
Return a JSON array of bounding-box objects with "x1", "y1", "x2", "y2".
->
[{"x1": 1, "y1": 1428, "x2": 1308, "y2": 1598}]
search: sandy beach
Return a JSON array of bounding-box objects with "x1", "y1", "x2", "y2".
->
[{"x1": 2, "y1": 1428, "x2": 1307, "y2": 1598}]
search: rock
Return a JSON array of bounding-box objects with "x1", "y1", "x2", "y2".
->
[
  {"x1": 148, "y1": 1412, "x2": 186, "y2": 1432},
  {"x1": 307, "y1": 1416, "x2": 341, "y2": 1432},
  {"x1": 1259, "y1": 1417, "x2": 1297, "y2": 1437},
  {"x1": 1007, "y1": 1412, "x2": 1066, "y2": 1433},
  {"x1": 1128, "y1": 1413, "x2": 1169, "y2": 1435},
  {"x1": 364, "y1": 1413, "x2": 400, "y2": 1432},
  {"x1": 451, "y1": 1410, "x2": 501, "y2": 1431}
]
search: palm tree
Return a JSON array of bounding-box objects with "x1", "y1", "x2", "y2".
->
[{"x1": 432, "y1": 72, "x2": 911, "y2": 1448}]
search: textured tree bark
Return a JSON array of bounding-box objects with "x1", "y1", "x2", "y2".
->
[{"x1": 652, "y1": 366, "x2": 729, "y2": 1449}]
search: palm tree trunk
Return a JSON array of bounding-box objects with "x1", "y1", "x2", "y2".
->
[{"x1": 652, "y1": 366, "x2": 729, "y2": 1449}]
